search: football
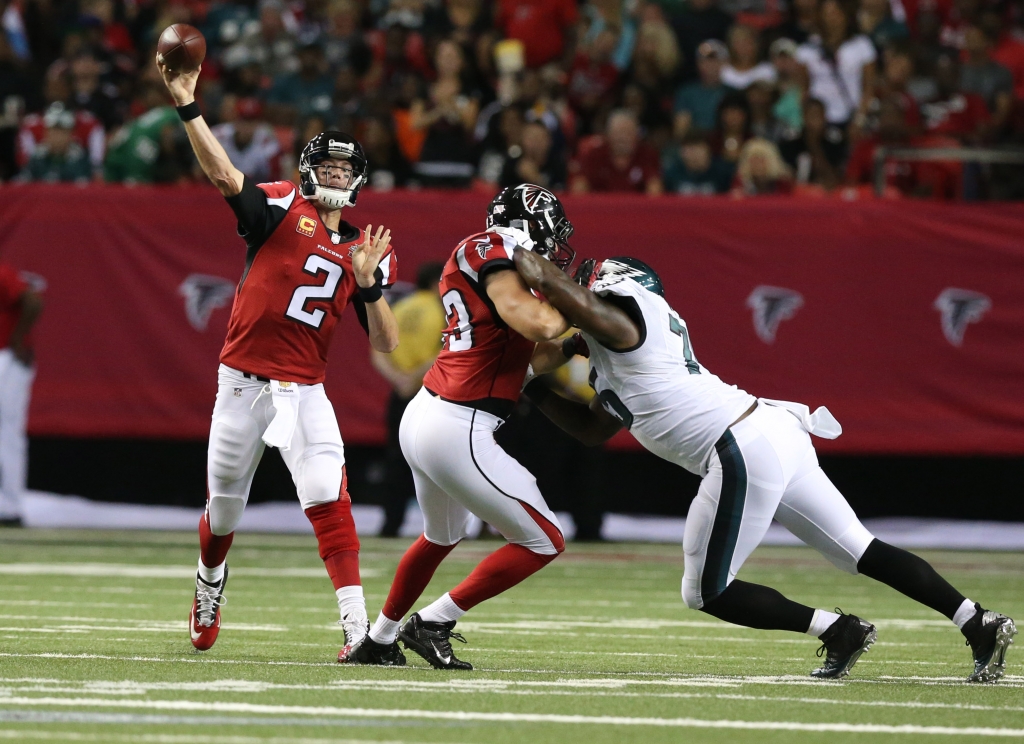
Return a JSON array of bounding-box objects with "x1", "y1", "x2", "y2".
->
[{"x1": 157, "y1": 24, "x2": 206, "y2": 73}]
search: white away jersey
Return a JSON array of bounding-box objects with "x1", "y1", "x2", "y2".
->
[{"x1": 584, "y1": 277, "x2": 756, "y2": 475}]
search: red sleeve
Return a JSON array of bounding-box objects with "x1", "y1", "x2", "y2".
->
[
  {"x1": 458, "y1": 232, "x2": 517, "y2": 281},
  {"x1": 558, "y1": 0, "x2": 578, "y2": 27},
  {"x1": 378, "y1": 247, "x2": 398, "y2": 288},
  {"x1": 0, "y1": 266, "x2": 28, "y2": 310}
]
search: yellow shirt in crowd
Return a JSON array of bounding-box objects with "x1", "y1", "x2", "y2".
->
[{"x1": 389, "y1": 289, "x2": 447, "y2": 373}]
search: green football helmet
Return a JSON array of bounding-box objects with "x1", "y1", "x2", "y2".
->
[{"x1": 574, "y1": 256, "x2": 664, "y2": 297}]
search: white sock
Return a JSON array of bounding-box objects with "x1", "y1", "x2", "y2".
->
[
  {"x1": 369, "y1": 611, "x2": 402, "y2": 644},
  {"x1": 952, "y1": 598, "x2": 978, "y2": 629},
  {"x1": 417, "y1": 592, "x2": 466, "y2": 624},
  {"x1": 806, "y1": 609, "x2": 842, "y2": 637},
  {"x1": 336, "y1": 585, "x2": 365, "y2": 620},
  {"x1": 197, "y1": 558, "x2": 224, "y2": 585}
]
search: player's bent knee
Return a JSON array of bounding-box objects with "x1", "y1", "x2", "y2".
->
[
  {"x1": 209, "y1": 415, "x2": 261, "y2": 483},
  {"x1": 297, "y1": 448, "x2": 344, "y2": 510},
  {"x1": 681, "y1": 576, "x2": 703, "y2": 610},
  {"x1": 207, "y1": 494, "x2": 246, "y2": 535},
  {"x1": 823, "y1": 522, "x2": 876, "y2": 575}
]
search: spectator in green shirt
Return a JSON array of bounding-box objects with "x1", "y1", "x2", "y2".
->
[{"x1": 104, "y1": 84, "x2": 185, "y2": 184}]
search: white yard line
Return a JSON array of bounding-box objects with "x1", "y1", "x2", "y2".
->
[
  {"x1": 1, "y1": 733, "x2": 414, "y2": 744},
  {"x1": 3, "y1": 678, "x2": 1024, "y2": 713},
  {"x1": 0, "y1": 697, "x2": 1022, "y2": 736}
]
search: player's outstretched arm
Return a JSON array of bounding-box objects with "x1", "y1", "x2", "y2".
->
[
  {"x1": 156, "y1": 57, "x2": 243, "y2": 196},
  {"x1": 484, "y1": 269, "x2": 570, "y2": 343},
  {"x1": 523, "y1": 381, "x2": 624, "y2": 446},
  {"x1": 353, "y1": 225, "x2": 399, "y2": 353},
  {"x1": 513, "y1": 248, "x2": 639, "y2": 350}
]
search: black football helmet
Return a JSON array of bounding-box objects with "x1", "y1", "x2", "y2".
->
[
  {"x1": 574, "y1": 256, "x2": 664, "y2": 297},
  {"x1": 486, "y1": 184, "x2": 575, "y2": 269},
  {"x1": 299, "y1": 131, "x2": 367, "y2": 210}
]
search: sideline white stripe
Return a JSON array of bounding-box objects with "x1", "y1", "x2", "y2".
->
[
  {"x1": 1, "y1": 697, "x2": 1023, "y2": 736},
  {"x1": 0, "y1": 564, "x2": 377, "y2": 579}
]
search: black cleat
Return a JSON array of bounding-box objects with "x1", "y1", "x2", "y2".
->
[
  {"x1": 347, "y1": 636, "x2": 407, "y2": 666},
  {"x1": 0, "y1": 516, "x2": 23, "y2": 528},
  {"x1": 962, "y1": 603, "x2": 1017, "y2": 683},
  {"x1": 811, "y1": 611, "x2": 876, "y2": 680},
  {"x1": 398, "y1": 613, "x2": 472, "y2": 670}
]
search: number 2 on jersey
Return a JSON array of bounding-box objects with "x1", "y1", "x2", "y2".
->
[
  {"x1": 669, "y1": 313, "x2": 701, "y2": 375},
  {"x1": 441, "y1": 289, "x2": 474, "y2": 351},
  {"x1": 285, "y1": 255, "x2": 344, "y2": 330}
]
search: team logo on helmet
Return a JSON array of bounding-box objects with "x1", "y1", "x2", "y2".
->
[
  {"x1": 515, "y1": 183, "x2": 556, "y2": 213},
  {"x1": 934, "y1": 288, "x2": 990, "y2": 347},
  {"x1": 746, "y1": 285, "x2": 804, "y2": 344},
  {"x1": 592, "y1": 260, "x2": 648, "y2": 291},
  {"x1": 179, "y1": 273, "x2": 235, "y2": 331}
]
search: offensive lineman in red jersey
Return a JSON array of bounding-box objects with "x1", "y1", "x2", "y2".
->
[
  {"x1": 355, "y1": 184, "x2": 580, "y2": 669},
  {"x1": 157, "y1": 59, "x2": 400, "y2": 661}
]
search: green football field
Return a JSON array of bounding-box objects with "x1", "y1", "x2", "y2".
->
[{"x1": 0, "y1": 529, "x2": 1021, "y2": 744}]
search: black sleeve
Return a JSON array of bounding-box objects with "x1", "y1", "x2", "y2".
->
[{"x1": 224, "y1": 176, "x2": 290, "y2": 252}]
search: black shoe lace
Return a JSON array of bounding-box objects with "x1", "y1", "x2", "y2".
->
[{"x1": 449, "y1": 631, "x2": 467, "y2": 644}]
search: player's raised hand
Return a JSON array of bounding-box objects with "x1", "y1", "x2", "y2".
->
[
  {"x1": 353, "y1": 224, "x2": 392, "y2": 288},
  {"x1": 155, "y1": 56, "x2": 201, "y2": 106}
]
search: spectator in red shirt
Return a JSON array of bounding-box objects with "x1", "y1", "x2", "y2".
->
[
  {"x1": 570, "y1": 109, "x2": 662, "y2": 194},
  {"x1": 920, "y1": 53, "x2": 990, "y2": 142},
  {"x1": 567, "y1": 26, "x2": 620, "y2": 132},
  {"x1": 846, "y1": 96, "x2": 959, "y2": 198},
  {"x1": 495, "y1": 0, "x2": 578, "y2": 69},
  {"x1": 980, "y1": 8, "x2": 1024, "y2": 100}
]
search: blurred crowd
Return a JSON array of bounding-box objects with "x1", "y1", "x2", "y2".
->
[{"x1": 2, "y1": 0, "x2": 1024, "y2": 198}]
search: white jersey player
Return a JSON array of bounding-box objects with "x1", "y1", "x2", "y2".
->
[{"x1": 514, "y1": 249, "x2": 1016, "y2": 683}]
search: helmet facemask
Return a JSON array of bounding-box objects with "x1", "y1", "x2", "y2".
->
[{"x1": 299, "y1": 133, "x2": 368, "y2": 210}]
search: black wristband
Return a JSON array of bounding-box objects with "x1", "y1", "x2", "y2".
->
[
  {"x1": 176, "y1": 101, "x2": 201, "y2": 122},
  {"x1": 522, "y1": 378, "x2": 551, "y2": 406},
  {"x1": 358, "y1": 282, "x2": 383, "y2": 303}
]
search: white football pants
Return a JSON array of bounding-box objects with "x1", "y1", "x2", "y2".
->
[
  {"x1": 399, "y1": 388, "x2": 563, "y2": 554},
  {"x1": 0, "y1": 349, "x2": 33, "y2": 520},
  {"x1": 682, "y1": 403, "x2": 875, "y2": 610},
  {"x1": 206, "y1": 365, "x2": 346, "y2": 535}
]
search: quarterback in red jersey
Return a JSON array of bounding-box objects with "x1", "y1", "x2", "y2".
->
[
  {"x1": 158, "y1": 58, "x2": 399, "y2": 661},
  {"x1": 356, "y1": 184, "x2": 579, "y2": 669}
]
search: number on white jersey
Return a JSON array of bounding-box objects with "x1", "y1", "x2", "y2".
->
[
  {"x1": 285, "y1": 255, "x2": 344, "y2": 329},
  {"x1": 441, "y1": 289, "x2": 474, "y2": 351},
  {"x1": 669, "y1": 312, "x2": 701, "y2": 375}
]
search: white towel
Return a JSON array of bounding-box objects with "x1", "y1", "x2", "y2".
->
[
  {"x1": 262, "y1": 380, "x2": 300, "y2": 450},
  {"x1": 759, "y1": 398, "x2": 842, "y2": 440}
]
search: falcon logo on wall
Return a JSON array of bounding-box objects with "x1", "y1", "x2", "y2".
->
[
  {"x1": 180, "y1": 274, "x2": 235, "y2": 331},
  {"x1": 746, "y1": 286, "x2": 804, "y2": 344},
  {"x1": 934, "y1": 288, "x2": 991, "y2": 347}
]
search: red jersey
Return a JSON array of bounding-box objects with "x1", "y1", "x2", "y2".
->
[
  {"x1": 18, "y1": 110, "x2": 105, "y2": 169},
  {"x1": 220, "y1": 178, "x2": 398, "y2": 383},
  {"x1": 423, "y1": 228, "x2": 535, "y2": 416},
  {"x1": 0, "y1": 265, "x2": 30, "y2": 350},
  {"x1": 921, "y1": 93, "x2": 990, "y2": 139}
]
